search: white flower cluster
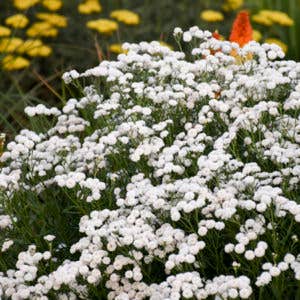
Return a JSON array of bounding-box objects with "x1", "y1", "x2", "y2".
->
[
  {"x1": 0, "y1": 245, "x2": 52, "y2": 299},
  {"x1": 0, "y1": 26, "x2": 300, "y2": 299},
  {"x1": 0, "y1": 214, "x2": 13, "y2": 230},
  {"x1": 24, "y1": 104, "x2": 61, "y2": 117}
]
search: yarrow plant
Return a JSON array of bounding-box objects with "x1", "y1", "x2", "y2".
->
[{"x1": 0, "y1": 26, "x2": 300, "y2": 299}]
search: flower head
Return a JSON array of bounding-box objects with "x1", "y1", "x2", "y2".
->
[
  {"x1": 26, "y1": 22, "x2": 58, "y2": 37},
  {"x1": 19, "y1": 39, "x2": 52, "y2": 57},
  {"x1": 229, "y1": 11, "x2": 253, "y2": 47},
  {"x1": 78, "y1": 0, "x2": 102, "y2": 14},
  {"x1": 110, "y1": 9, "x2": 140, "y2": 26},
  {"x1": 0, "y1": 26, "x2": 11, "y2": 37},
  {"x1": 212, "y1": 30, "x2": 221, "y2": 40},
  {"x1": 253, "y1": 10, "x2": 294, "y2": 27},
  {"x1": 252, "y1": 29, "x2": 262, "y2": 42},
  {"x1": 109, "y1": 43, "x2": 128, "y2": 54},
  {"x1": 36, "y1": 13, "x2": 68, "y2": 28},
  {"x1": 86, "y1": 19, "x2": 118, "y2": 34},
  {"x1": 223, "y1": 0, "x2": 244, "y2": 11},
  {"x1": 42, "y1": 0, "x2": 62, "y2": 11},
  {"x1": 13, "y1": 0, "x2": 39, "y2": 10},
  {"x1": 5, "y1": 14, "x2": 29, "y2": 29},
  {"x1": 0, "y1": 37, "x2": 24, "y2": 52},
  {"x1": 200, "y1": 10, "x2": 224, "y2": 22},
  {"x1": 2, "y1": 55, "x2": 30, "y2": 70}
]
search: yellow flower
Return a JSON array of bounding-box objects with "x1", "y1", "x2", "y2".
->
[
  {"x1": 253, "y1": 10, "x2": 294, "y2": 27},
  {"x1": 0, "y1": 26, "x2": 11, "y2": 37},
  {"x1": 266, "y1": 10, "x2": 294, "y2": 26},
  {"x1": 158, "y1": 41, "x2": 173, "y2": 50},
  {"x1": 17, "y1": 39, "x2": 52, "y2": 56},
  {"x1": 252, "y1": 29, "x2": 262, "y2": 42},
  {"x1": 42, "y1": 0, "x2": 62, "y2": 11},
  {"x1": 26, "y1": 22, "x2": 58, "y2": 37},
  {"x1": 78, "y1": 0, "x2": 102, "y2": 14},
  {"x1": 0, "y1": 38, "x2": 24, "y2": 53},
  {"x1": 87, "y1": 19, "x2": 118, "y2": 34},
  {"x1": 27, "y1": 44, "x2": 52, "y2": 56},
  {"x1": 2, "y1": 55, "x2": 30, "y2": 70},
  {"x1": 17, "y1": 39, "x2": 42, "y2": 52},
  {"x1": 252, "y1": 14, "x2": 273, "y2": 26},
  {"x1": 265, "y1": 38, "x2": 288, "y2": 53},
  {"x1": 5, "y1": 14, "x2": 29, "y2": 29},
  {"x1": 13, "y1": 0, "x2": 40, "y2": 10},
  {"x1": 109, "y1": 43, "x2": 128, "y2": 54},
  {"x1": 222, "y1": 0, "x2": 243, "y2": 11},
  {"x1": 200, "y1": 10, "x2": 224, "y2": 22},
  {"x1": 110, "y1": 10, "x2": 140, "y2": 25},
  {"x1": 36, "y1": 13, "x2": 67, "y2": 27}
]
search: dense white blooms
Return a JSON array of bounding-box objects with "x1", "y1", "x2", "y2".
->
[
  {"x1": 25, "y1": 104, "x2": 61, "y2": 117},
  {"x1": 0, "y1": 27, "x2": 300, "y2": 299}
]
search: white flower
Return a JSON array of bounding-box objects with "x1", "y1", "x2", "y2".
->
[
  {"x1": 183, "y1": 32, "x2": 192, "y2": 42},
  {"x1": 269, "y1": 267, "x2": 281, "y2": 277},
  {"x1": 1, "y1": 239, "x2": 14, "y2": 252},
  {"x1": 44, "y1": 235, "x2": 56, "y2": 242},
  {"x1": 244, "y1": 250, "x2": 255, "y2": 260},
  {"x1": 234, "y1": 244, "x2": 245, "y2": 254},
  {"x1": 284, "y1": 253, "x2": 296, "y2": 264}
]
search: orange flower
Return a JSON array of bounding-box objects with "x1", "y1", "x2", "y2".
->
[
  {"x1": 212, "y1": 30, "x2": 221, "y2": 40},
  {"x1": 229, "y1": 11, "x2": 253, "y2": 47}
]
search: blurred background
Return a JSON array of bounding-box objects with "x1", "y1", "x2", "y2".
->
[{"x1": 0, "y1": 0, "x2": 299, "y2": 139}]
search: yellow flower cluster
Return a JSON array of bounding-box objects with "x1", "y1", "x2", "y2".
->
[
  {"x1": 200, "y1": 10, "x2": 224, "y2": 22},
  {"x1": 0, "y1": 26, "x2": 11, "y2": 37},
  {"x1": 86, "y1": 8, "x2": 140, "y2": 36},
  {"x1": 109, "y1": 43, "x2": 127, "y2": 54},
  {"x1": 1, "y1": 0, "x2": 141, "y2": 71},
  {"x1": 87, "y1": 19, "x2": 118, "y2": 34},
  {"x1": 252, "y1": 30, "x2": 262, "y2": 42},
  {"x1": 265, "y1": 38, "x2": 288, "y2": 53},
  {"x1": 2, "y1": 55, "x2": 30, "y2": 71},
  {"x1": 18, "y1": 39, "x2": 52, "y2": 57},
  {"x1": 13, "y1": 0, "x2": 62, "y2": 11},
  {"x1": 0, "y1": 37, "x2": 52, "y2": 70},
  {"x1": 5, "y1": 14, "x2": 29, "y2": 29},
  {"x1": 78, "y1": 0, "x2": 102, "y2": 14},
  {"x1": 253, "y1": 10, "x2": 294, "y2": 27},
  {"x1": 13, "y1": 0, "x2": 40, "y2": 10},
  {"x1": 26, "y1": 22, "x2": 58, "y2": 37},
  {"x1": 42, "y1": 0, "x2": 62, "y2": 11},
  {"x1": 0, "y1": 37, "x2": 52, "y2": 56},
  {"x1": 110, "y1": 10, "x2": 140, "y2": 25},
  {"x1": 0, "y1": 37, "x2": 23, "y2": 52},
  {"x1": 36, "y1": 13, "x2": 67, "y2": 28},
  {"x1": 0, "y1": 0, "x2": 65, "y2": 71},
  {"x1": 222, "y1": 0, "x2": 243, "y2": 11}
]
